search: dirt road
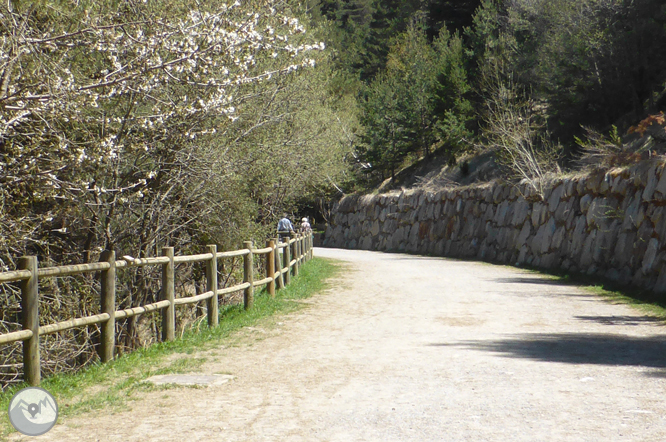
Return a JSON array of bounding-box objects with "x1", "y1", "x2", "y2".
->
[{"x1": 32, "y1": 248, "x2": 666, "y2": 441}]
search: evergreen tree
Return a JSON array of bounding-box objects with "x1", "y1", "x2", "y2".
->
[
  {"x1": 425, "y1": 0, "x2": 482, "y2": 39},
  {"x1": 433, "y1": 30, "x2": 474, "y2": 155},
  {"x1": 358, "y1": 21, "x2": 474, "y2": 179},
  {"x1": 358, "y1": 71, "x2": 413, "y2": 179}
]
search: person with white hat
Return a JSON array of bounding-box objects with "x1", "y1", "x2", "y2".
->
[{"x1": 300, "y1": 217, "x2": 312, "y2": 233}]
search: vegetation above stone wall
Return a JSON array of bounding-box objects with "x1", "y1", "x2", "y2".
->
[{"x1": 315, "y1": 0, "x2": 666, "y2": 187}]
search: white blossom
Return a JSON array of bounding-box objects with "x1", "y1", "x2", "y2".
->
[{"x1": 0, "y1": 0, "x2": 326, "y2": 191}]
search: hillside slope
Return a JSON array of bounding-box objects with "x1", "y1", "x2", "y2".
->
[
  {"x1": 373, "y1": 113, "x2": 666, "y2": 195},
  {"x1": 375, "y1": 149, "x2": 503, "y2": 193}
]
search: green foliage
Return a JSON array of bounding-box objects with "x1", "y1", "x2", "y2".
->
[
  {"x1": 0, "y1": 0, "x2": 355, "y2": 384},
  {"x1": 574, "y1": 125, "x2": 629, "y2": 169},
  {"x1": 471, "y1": 0, "x2": 666, "y2": 143},
  {"x1": 312, "y1": 0, "x2": 481, "y2": 80},
  {"x1": 218, "y1": 49, "x2": 359, "y2": 228},
  {"x1": 433, "y1": 30, "x2": 474, "y2": 152},
  {"x1": 357, "y1": 21, "x2": 473, "y2": 180},
  {"x1": 0, "y1": 0, "x2": 354, "y2": 258},
  {"x1": 385, "y1": 21, "x2": 439, "y2": 158},
  {"x1": 314, "y1": 0, "x2": 424, "y2": 81},
  {"x1": 424, "y1": 0, "x2": 482, "y2": 38},
  {"x1": 312, "y1": 0, "x2": 666, "y2": 189},
  {"x1": 358, "y1": 70, "x2": 412, "y2": 178}
]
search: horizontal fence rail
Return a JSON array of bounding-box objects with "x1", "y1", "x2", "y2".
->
[{"x1": 0, "y1": 232, "x2": 314, "y2": 386}]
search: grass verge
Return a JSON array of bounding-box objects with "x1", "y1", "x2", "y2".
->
[
  {"x1": 0, "y1": 257, "x2": 340, "y2": 440},
  {"x1": 392, "y1": 249, "x2": 666, "y2": 318},
  {"x1": 519, "y1": 266, "x2": 666, "y2": 319},
  {"x1": 430, "y1": 251, "x2": 666, "y2": 319}
]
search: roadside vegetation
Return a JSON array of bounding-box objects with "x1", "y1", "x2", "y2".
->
[
  {"x1": 0, "y1": 257, "x2": 340, "y2": 439},
  {"x1": 0, "y1": 0, "x2": 355, "y2": 388},
  {"x1": 2, "y1": 0, "x2": 666, "y2": 392},
  {"x1": 534, "y1": 269, "x2": 666, "y2": 321},
  {"x1": 316, "y1": 0, "x2": 666, "y2": 190}
]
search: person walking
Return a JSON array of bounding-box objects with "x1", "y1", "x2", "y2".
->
[
  {"x1": 277, "y1": 213, "x2": 295, "y2": 242},
  {"x1": 300, "y1": 217, "x2": 312, "y2": 234}
]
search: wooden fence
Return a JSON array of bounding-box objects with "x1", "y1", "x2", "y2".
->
[{"x1": 0, "y1": 232, "x2": 314, "y2": 386}]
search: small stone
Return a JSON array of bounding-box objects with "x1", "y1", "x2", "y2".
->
[
  {"x1": 516, "y1": 222, "x2": 532, "y2": 249},
  {"x1": 547, "y1": 184, "x2": 564, "y2": 212},
  {"x1": 511, "y1": 199, "x2": 530, "y2": 226},
  {"x1": 642, "y1": 238, "x2": 660, "y2": 274},
  {"x1": 642, "y1": 164, "x2": 659, "y2": 201},
  {"x1": 655, "y1": 164, "x2": 666, "y2": 196},
  {"x1": 622, "y1": 193, "x2": 643, "y2": 230},
  {"x1": 580, "y1": 194, "x2": 593, "y2": 213},
  {"x1": 531, "y1": 202, "x2": 545, "y2": 228},
  {"x1": 370, "y1": 220, "x2": 380, "y2": 237}
]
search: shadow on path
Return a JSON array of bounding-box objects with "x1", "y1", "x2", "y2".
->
[
  {"x1": 431, "y1": 333, "x2": 666, "y2": 376},
  {"x1": 493, "y1": 277, "x2": 570, "y2": 286},
  {"x1": 495, "y1": 290, "x2": 601, "y2": 301},
  {"x1": 575, "y1": 315, "x2": 666, "y2": 326},
  {"x1": 491, "y1": 277, "x2": 629, "y2": 302}
]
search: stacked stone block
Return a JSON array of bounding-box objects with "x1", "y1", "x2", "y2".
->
[{"x1": 324, "y1": 160, "x2": 666, "y2": 293}]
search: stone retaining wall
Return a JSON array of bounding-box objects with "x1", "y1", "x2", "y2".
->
[{"x1": 324, "y1": 160, "x2": 666, "y2": 292}]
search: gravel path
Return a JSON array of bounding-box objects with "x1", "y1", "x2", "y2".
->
[{"x1": 27, "y1": 248, "x2": 666, "y2": 441}]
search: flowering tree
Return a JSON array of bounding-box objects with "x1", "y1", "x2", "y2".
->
[
  {"x1": 0, "y1": 0, "x2": 326, "y2": 260},
  {"x1": 0, "y1": 0, "x2": 356, "y2": 386}
]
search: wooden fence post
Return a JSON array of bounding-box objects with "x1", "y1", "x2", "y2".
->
[
  {"x1": 19, "y1": 256, "x2": 39, "y2": 386},
  {"x1": 99, "y1": 250, "x2": 116, "y2": 363},
  {"x1": 275, "y1": 237, "x2": 284, "y2": 289},
  {"x1": 206, "y1": 245, "x2": 218, "y2": 327},
  {"x1": 243, "y1": 241, "x2": 254, "y2": 309},
  {"x1": 294, "y1": 233, "x2": 301, "y2": 277},
  {"x1": 161, "y1": 247, "x2": 175, "y2": 341},
  {"x1": 302, "y1": 235, "x2": 306, "y2": 263},
  {"x1": 266, "y1": 240, "x2": 276, "y2": 297},
  {"x1": 284, "y1": 237, "x2": 291, "y2": 286}
]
